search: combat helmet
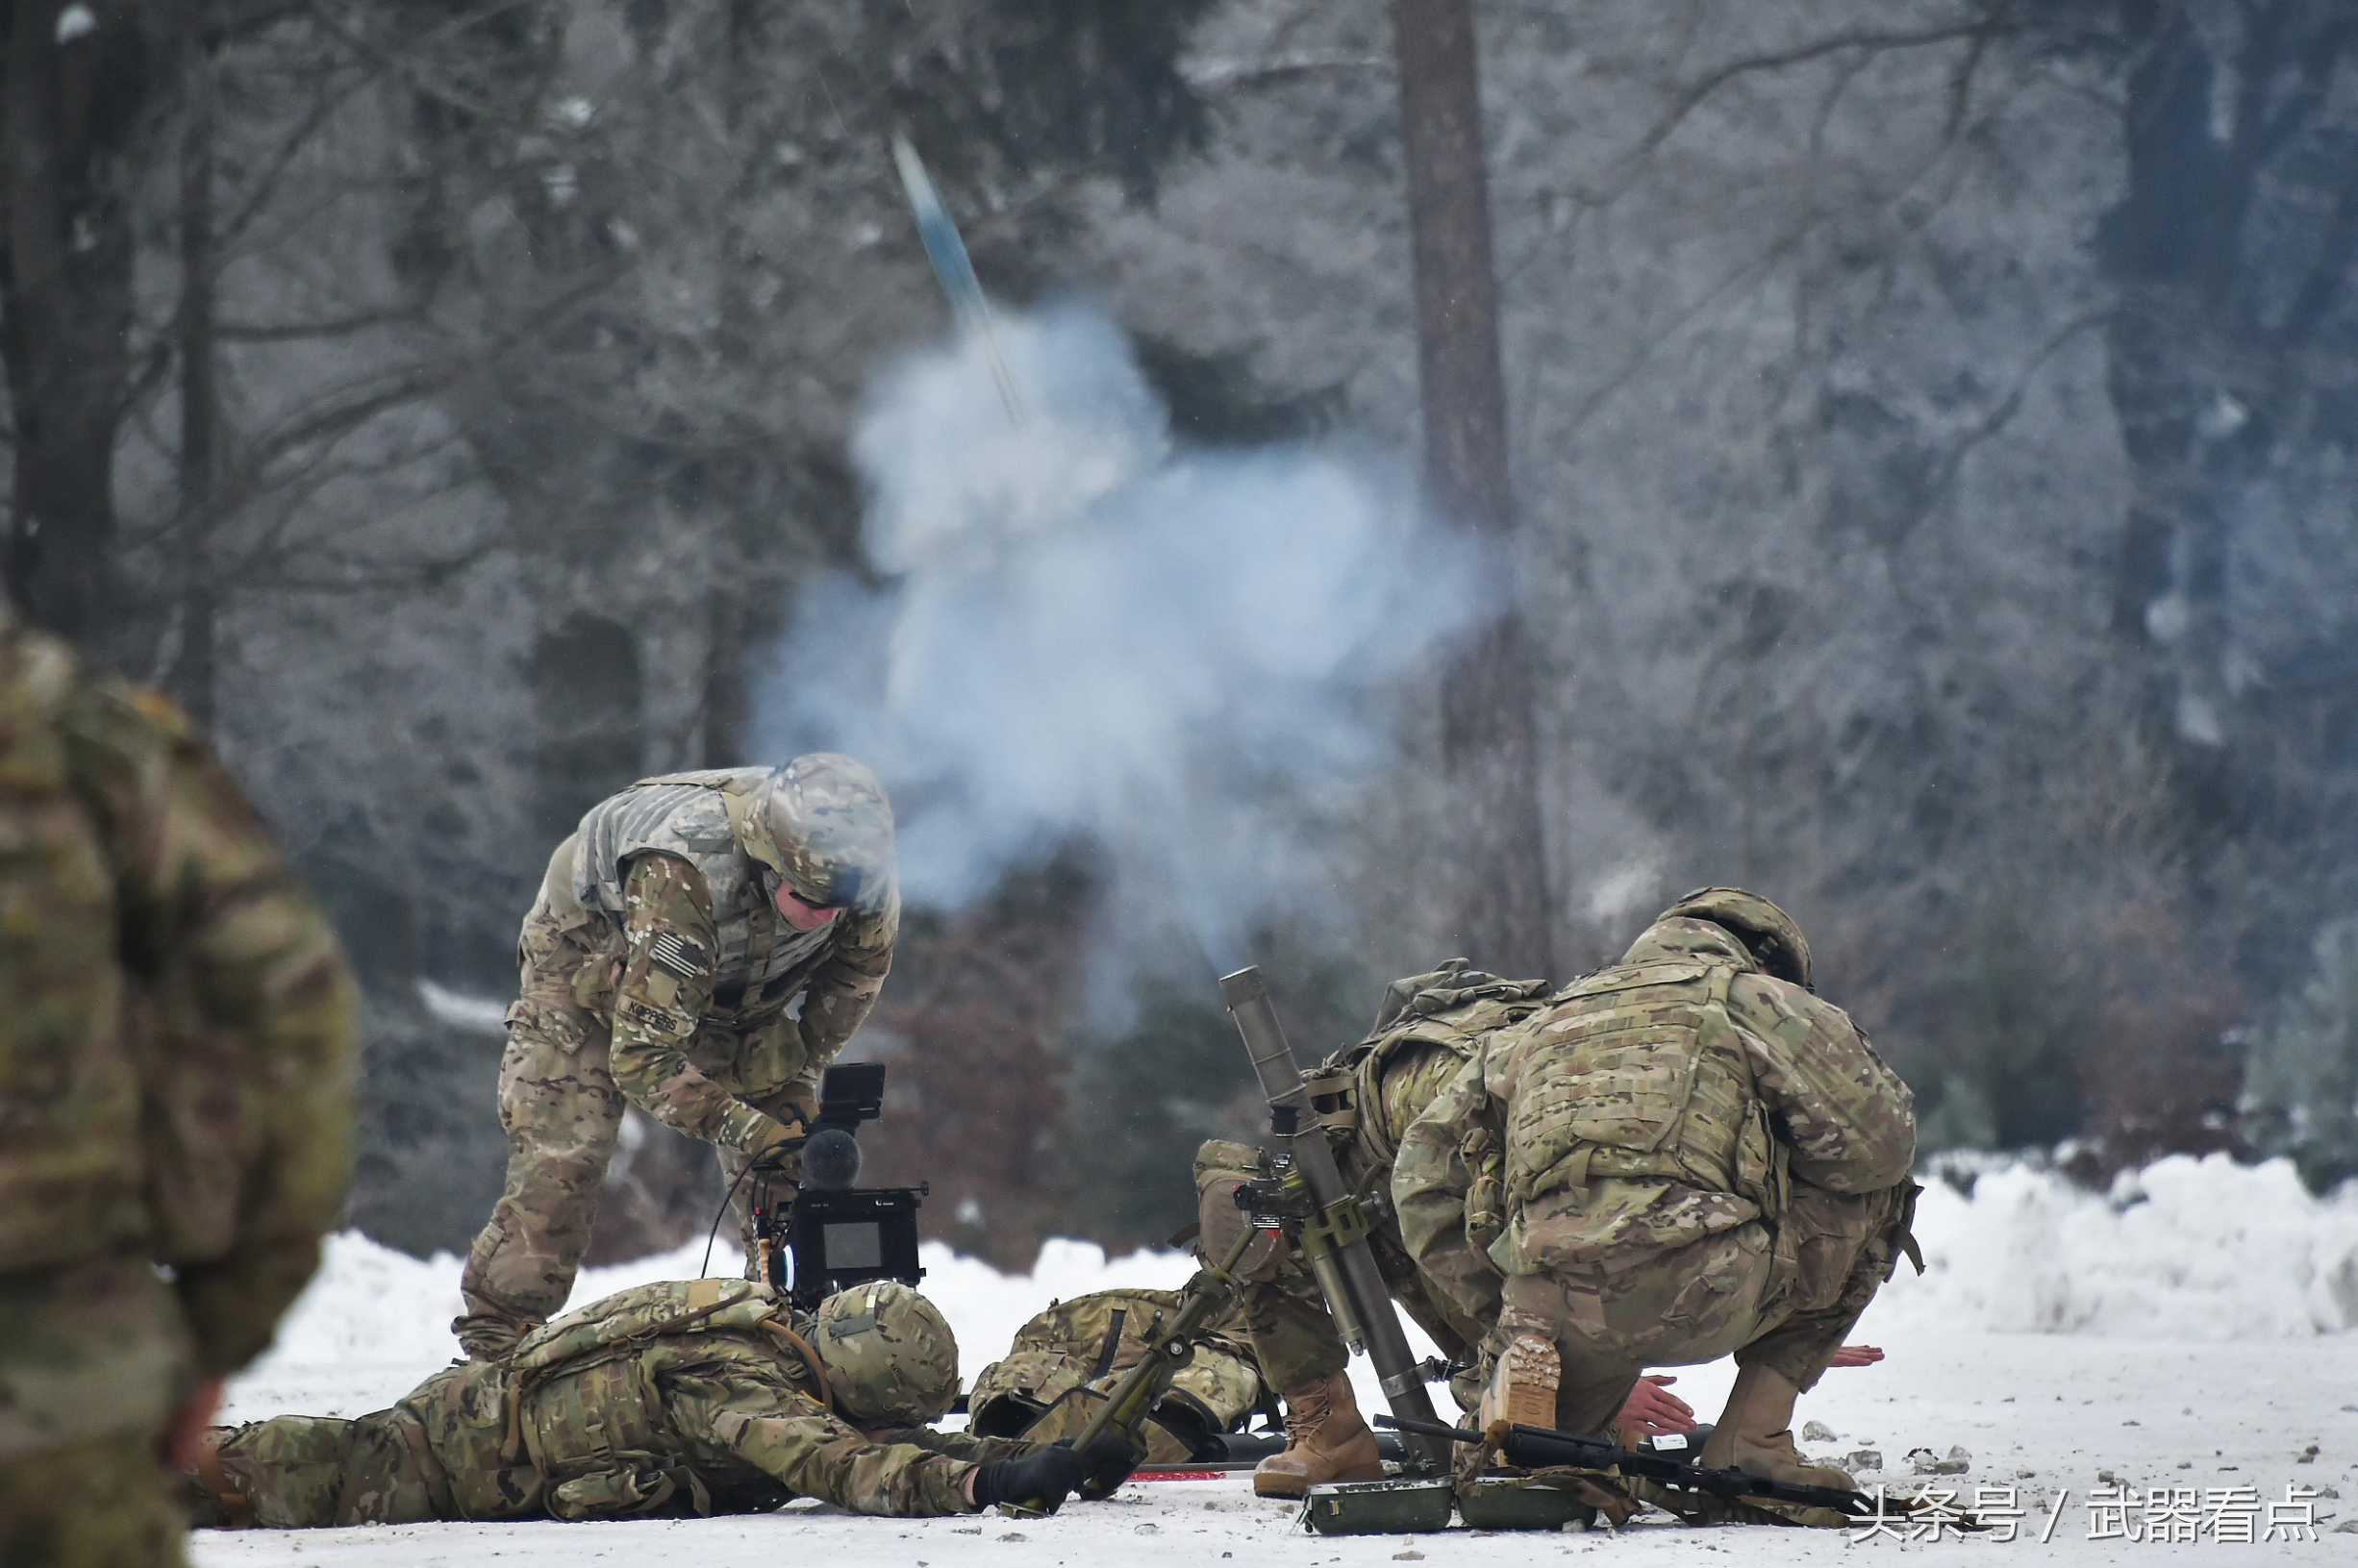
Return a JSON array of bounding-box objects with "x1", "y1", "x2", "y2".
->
[
  {"x1": 739, "y1": 753, "x2": 895, "y2": 913},
  {"x1": 1657, "y1": 886, "x2": 1813, "y2": 989},
  {"x1": 811, "y1": 1279, "x2": 959, "y2": 1428}
]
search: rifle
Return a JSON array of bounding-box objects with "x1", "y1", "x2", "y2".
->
[
  {"x1": 995, "y1": 1224, "x2": 1259, "y2": 1515},
  {"x1": 1067, "y1": 1224, "x2": 1257, "y2": 1490},
  {"x1": 1375, "y1": 1414, "x2": 1877, "y2": 1517},
  {"x1": 1220, "y1": 966, "x2": 1453, "y2": 1474}
]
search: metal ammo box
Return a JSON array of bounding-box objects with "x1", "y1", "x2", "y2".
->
[
  {"x1": 1455, "y1": 1474, "x2": 1600, "y2": 1531},
  {"x1": 1301, "y1": 1477, "x2": 1457, "y2": 1535}
]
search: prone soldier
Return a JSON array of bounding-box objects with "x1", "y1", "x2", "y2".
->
[
  {"x1": 1395, "y1": 887, "x2": 1919, "y2": 1491},
  {"x1": 0, "y1": 617, "x2": 359, "y2": 1567},
  {"x1": 966, "y1": 1286, "x2": 1265, "y2": 1461},
  {"x1": 456, "y1": 756, "x2": 899, "y2": 1359},
  {"x1": 192, "y1": 1279, "x2": 1124, "y2": 1525}
]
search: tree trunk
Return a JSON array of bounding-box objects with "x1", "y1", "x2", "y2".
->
[
  {"x1": 0, "y1": 1, "x2": 150, "y2": 647},
  {"x1": 170, "y1": 20, "x2": 217, "y2": 727},
  {"x1": 2096, "y1": 3, "x2": 2358, "y2": 857},
  {"x1": 701, "y1": 593, "x2": 749, "y2": 769},
  {"x1": 1391, "y1": 0, "x2": 1554, "y2": 980}
]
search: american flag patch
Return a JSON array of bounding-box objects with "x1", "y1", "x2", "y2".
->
[{"x1": 648, "y1": 932, "x2": 708, "y2": 980}]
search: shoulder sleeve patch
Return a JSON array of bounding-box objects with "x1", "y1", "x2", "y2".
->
[{"x1": 649, "y1": 931, "x2": 710, "y2": 980}]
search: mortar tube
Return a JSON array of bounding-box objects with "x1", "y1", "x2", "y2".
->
[{"x1": 1220, "y1": 965, "x2": 1451, "y2": 1473}]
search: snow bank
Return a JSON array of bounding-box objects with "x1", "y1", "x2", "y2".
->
[
  {"x1": 1871, "y1": 1153, "x2": 2358, "y2": 1339},
  {"x1": 229, "y1": 1152, "x2": 2358, "y2": 1421},
  {"x1": 227, "y1": 1232, "x2": 1199, "y2": 1420}
]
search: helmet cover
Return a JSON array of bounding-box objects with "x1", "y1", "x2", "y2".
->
[
  {"x1": 812, "y1": 1279, "x2": 959, "y2": 1428},
  {"x1": 743, "y1": 752, "x2": 895, "y2": 912},
  {"x1": 1656, "y1": 885, "x2": 1814, "y2": 988}
]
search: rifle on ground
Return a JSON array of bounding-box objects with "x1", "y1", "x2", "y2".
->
[
  {"x1": 1220, "y1": 966, "x2": 1454, "y2": 1474},
  {"x1": 1375, "y1": 1414, "x2": 1876, "y2": 1517},
  {"x1": 996, "y1": 1225, "x2": 1259, "y2": 1514}
]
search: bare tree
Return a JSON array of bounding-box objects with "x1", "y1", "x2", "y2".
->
[
  {"x1": 1391, "y1": 0, "x2": 1554, "y2": 980},
  {"x1": 0, "y1": 0, "x2": 162, "y2": 644}
]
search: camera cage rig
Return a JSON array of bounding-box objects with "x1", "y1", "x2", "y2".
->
[{"x1": 745, "y1": 1060, "x2": 928, "y2": 1310}]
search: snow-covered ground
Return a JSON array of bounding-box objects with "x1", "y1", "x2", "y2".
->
[{"x1": 197, "y1": 1155, "x2": 2358, "y2": 1563}]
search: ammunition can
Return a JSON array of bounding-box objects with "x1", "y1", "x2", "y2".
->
[{"x1": 1301, "y1": 1477, "x2": 1456, "y2": 1535}]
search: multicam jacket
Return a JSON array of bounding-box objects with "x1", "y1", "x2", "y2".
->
[
  {"x1": 0, "y1": 618, "x2": 356, "y2": 1460},
  {"x1": 519, "y1": 771, "x2": 896, "y2": 1149},
  {"x1": 1393, "y1": 918, "x2": 1916, "y2": 1328}
]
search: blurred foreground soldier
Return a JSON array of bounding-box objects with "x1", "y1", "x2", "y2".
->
[
  {"x1": 1193, "y1": 961, "x2": 1553, "y2": 1496},
  {"x1": 0, "y1": 618, "x2": 359, "y2": 1567},
  {"x1": 191, "y1": 1279, "x2": 1117, "y2": 1524},
  {"x1": 1395, "y1": 888, "x2": 1920, "y2": 1491},
  {"x1": 456, "y1": 756, "x2": 898, "y2": 1359}
]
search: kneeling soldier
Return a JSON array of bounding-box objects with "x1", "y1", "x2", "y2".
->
[
  {"x1": 190, "y1": 1280, "x2": 1121, "y2": 1525},
  {"x1": 1395, "y1": 888, "x2": 1920, "y2": 1492}
]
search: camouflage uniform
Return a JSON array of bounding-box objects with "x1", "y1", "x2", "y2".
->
[
  {"x1": 458, "y1": 759, "x2": 898, "y2": 1356},
  {"x1": 967, "y1": 1286, "x2": 1263, "y2": 1459},
  {"x1": 1193, "y1": 961, "x2": 1551, "y2": 1404},
  {"x1": 197, "y1": 1279, "x2": 1019, "y2": 1526},
  {"x1": 1394, "y1": 894, "x2": 1919, "y2": 1437},
  {"x1": 0, "y1": 619, "x2": 359, "y2": 1567}
]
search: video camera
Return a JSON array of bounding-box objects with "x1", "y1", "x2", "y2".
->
[{"x1": 748, "y1": 1061, "x2": 928, "y2": 1310}]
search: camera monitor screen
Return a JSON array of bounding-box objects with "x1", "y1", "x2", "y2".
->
[{"x1": 789, "y1": 1184, "x2": 924, "y2": 1307}]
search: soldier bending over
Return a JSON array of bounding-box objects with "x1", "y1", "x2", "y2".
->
[{"x1": 456, "y1": 755, "x2": 899, "y2": 1358}]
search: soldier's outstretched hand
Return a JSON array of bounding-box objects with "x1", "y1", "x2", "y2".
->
[
  {"x1": 1828, "y1": 1344, "x2": 1885, "y2": 1367},
  {"x1": 971, "y1": 1444, "x2": 1091, "y2": 1514},
  {"x1": 1617, "y1": 1374, "x2": 1697, "y2": 1435},
  {"x1": 1074, "y1": 1433, "x2": 1144, "y2": 1500}
]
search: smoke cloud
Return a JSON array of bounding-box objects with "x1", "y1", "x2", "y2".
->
[{"x1": 760, "y1": 304, "x2": 1491, "y2": 974}]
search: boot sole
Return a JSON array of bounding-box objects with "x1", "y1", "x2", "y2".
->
[{"x1": 1484, "y1": 1334, "x2": 1561, "y2": 1431}]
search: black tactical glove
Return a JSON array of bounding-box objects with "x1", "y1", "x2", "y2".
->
[
  {"x1": 1075, "y1": 1433, "x2": 1144, "y2": 1501},
  {"x1": 970, "y1": 1444, "x2": 1091, "y2": 1514}
]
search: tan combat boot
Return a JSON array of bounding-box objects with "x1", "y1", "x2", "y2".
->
[
  {"x1": 1697, "y1": 1364, "x2": 1855, "y2": 1489},
  {"x1": 1477, "y1": 1332, "x2": 1562, "y2": 1431},
  {"x1": 1252, "y1": 1370, "x2": 1385, "y2": 1498}
]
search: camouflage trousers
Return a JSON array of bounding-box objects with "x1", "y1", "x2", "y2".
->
[
  {"x1": 1495, "y1": 1181, "x2": 1916, "y2": 1436},
  {"x1": 1192, "y1": 1140, "x2": 1476, "y2": 1404},
  {"x1": 456, "y1": 891, "x2": 810, "y2": 1356},
  {"x1": 192, "y1": 1413, "x2": 443, "y2": 1529},
  {"x1": 0, "y1": 1430, "x2": 188, "y2": 1568},
  {"x1": 454, "y1": 1014, "x2": 802, "y2": 1357}
]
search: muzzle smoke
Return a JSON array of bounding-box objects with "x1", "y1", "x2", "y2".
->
[{"x1": 761, "y1": 304, "x2": 1490, "y2": 976}]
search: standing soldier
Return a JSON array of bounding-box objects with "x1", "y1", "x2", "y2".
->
[
  {"x1": 0, "y1": 616, "x2": 359, "y2": 1567},
  {"x1": 455, "y1": 755, "x2": 898, "y2": 1359},
  {"x1": 1395, "y1": 888, "x2": 1919, "y2": 1490}
]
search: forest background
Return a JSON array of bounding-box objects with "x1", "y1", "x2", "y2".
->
[{"x1": 7, "y1": 0, "x2": 2358, "y2": 1270}]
